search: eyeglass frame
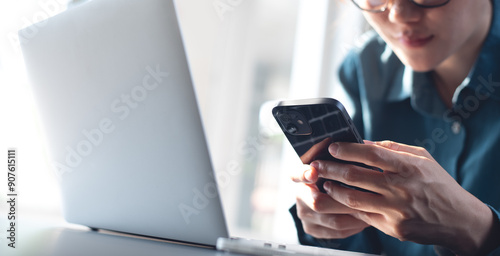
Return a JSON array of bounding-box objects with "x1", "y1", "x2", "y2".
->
[{"x1": 351, "y1": 0, "x2": 451, "y2": 13}]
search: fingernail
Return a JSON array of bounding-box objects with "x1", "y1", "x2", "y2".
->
[
  {"x1": 310, "y1": 161, "x2": 319, "y2": 170},
  {"x1": 304, "y1": 169, "x2": 313, "y2": 182},
  {"x1": 329, "y1": 143, "x2": 339, "y2": 156},
  {"x1": 323, "y1": 181, "x2": 333, "y2": 192}
]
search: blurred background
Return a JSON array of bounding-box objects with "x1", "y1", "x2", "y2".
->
[{"x1": 0, "y1": 0, "x2": 367, "y2": 245}]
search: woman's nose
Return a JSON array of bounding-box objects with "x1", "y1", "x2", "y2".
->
[{"x1": 387, "y1": 0, "x2": 423, "y2": 24}]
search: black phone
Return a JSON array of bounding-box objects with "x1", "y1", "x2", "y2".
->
[{"x1": 272, "y1": 98, "x2": 372, "y2": 193}]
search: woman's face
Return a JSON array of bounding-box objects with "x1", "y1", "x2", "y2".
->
[{"x1": 362, "y1": 0, "x2": 492, "y2": 72}]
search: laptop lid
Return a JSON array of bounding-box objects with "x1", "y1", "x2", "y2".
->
[{"x1": 19, "y1": 0, "x2": 228, "y2": 247}]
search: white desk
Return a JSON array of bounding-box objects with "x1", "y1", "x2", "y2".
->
[{"x1": 1, "y1": 214, "x2": 243, "y2": 256}]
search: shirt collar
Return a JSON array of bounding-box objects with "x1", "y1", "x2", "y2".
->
[
  {"x1": 408, "y1": 68, "x2": 448, "y2": 118},
  {"x1": 464, "y1": 0, "x2": 500, "y2": 101}
]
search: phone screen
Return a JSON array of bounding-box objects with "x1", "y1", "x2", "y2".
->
[{"x1": 273, "y1": 98, "x2": 369, "y2": 193}]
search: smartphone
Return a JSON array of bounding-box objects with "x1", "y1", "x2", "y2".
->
[{"x1": 272, "y1": 98, "x2": 371, "y2": 193}]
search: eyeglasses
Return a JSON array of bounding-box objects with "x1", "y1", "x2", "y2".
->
[{"x1": 351, "y1": 0, "x2": 450, "y2": 12}]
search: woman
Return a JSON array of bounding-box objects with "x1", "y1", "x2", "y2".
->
[{"x1": 290, "y1": 0, "x2": 500, "y2": 255}]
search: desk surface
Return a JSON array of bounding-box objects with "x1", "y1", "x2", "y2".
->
[{"x1": 1, "y1": 214, "x2": 242, "y2": 256}]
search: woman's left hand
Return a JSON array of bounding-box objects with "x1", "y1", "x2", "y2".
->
[{"x1": 312, "y1": 140, "x2": 499, "y2": 256}]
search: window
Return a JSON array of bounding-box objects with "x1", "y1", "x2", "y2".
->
[{"x1": 177, "y1": 0, "x2": 366, "y2": 242}]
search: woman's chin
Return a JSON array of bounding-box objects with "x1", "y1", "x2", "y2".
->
[
  {"x1": 392, "y1": 48, "x2": 445, "y2": 73},
  {"x1": 399, "y1": 56, "x2": 441, "y2": 73}
]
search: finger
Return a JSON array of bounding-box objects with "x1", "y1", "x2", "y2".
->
[
  {"x1": 297, "y1": 183, "x2": 358, "y2": 214},
  {"x1": 352, "y1": 211, "x2": 384, "y2": 229},
  {"x1": 296, "y1": 197, "x2": 369, "y2": 231},
  {"x1": 323, "y1": 181, "x2": 388, "y2": 215},
  {"x1": 312, "y1": 160, "x2": 388, "y2": 194},
  {"x1": 315, "y1": 213, "x2": 370, "y2": 231},
  {"x1": 290, "y1": 165, "x2": 318, "y2": 184},
  {"x1": 328, "y1": 142, "x2": 415, "y2": 173},
  {"x1": 373, "y1": 140, "x2": 434, "y2": 160},
  {"x1": 297, "y1": 202, "x2": 369, "y2": 230},
  {"x1": 302, "y1": 223, "x2": 368, "y2": 240}
]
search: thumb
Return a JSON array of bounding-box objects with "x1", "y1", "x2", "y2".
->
[{"x1": 290, "y1": 164, "x2": 318, "y2": 184}]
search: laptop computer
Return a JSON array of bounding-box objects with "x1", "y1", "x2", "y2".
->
[
  {"x1": 19, "y1": 0, "x2": 227, "y2": 247},
  {"x1": 19, "y1": 0, "x2": 376, "y2": 255}
]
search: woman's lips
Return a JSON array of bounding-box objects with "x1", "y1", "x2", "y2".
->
[{"x1": 398, "y1": 34, "x2": 434, "y2": 48}]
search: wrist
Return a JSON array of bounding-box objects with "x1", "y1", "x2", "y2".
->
[
  {"x1": 447, "y1": 204, "x2": 500, "y2": 256},
  {"x1": 476, "y1": 207, "x2": 500, "y2": 256}
]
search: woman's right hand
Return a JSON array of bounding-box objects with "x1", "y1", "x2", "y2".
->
[{"x1": 292, "y1": 163, "x2": 370, "y2": 239}]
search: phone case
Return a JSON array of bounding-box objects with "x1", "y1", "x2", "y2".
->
[{"x1": 272, "y1": 98, "x2": 370, "y2": 193}]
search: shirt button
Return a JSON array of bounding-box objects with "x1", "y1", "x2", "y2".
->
[{"x1": 451, "y1": 122, "x2": 461, "y2": 134}]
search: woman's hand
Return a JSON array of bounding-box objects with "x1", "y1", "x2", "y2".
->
[
  {"x1": 291, "y1": 162, "x2": 370, "y2": 240},
  {"x1": 313, "y1": 140, "x2": 499, "y2": 255}
]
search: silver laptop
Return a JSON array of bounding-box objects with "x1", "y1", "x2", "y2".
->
[
  {"x1": 19, "y1": 0, "x2": 227, "y2": 247},
  {"x1": 20, "y1": 0, "x2": 376, "y2": 255}
]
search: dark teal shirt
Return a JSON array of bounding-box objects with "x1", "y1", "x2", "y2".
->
[{"x1": 291, "y1": 2, "x2": 500, "y2": 255}]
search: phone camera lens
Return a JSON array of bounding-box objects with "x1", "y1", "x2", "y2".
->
[
  {"x1": 279, "y1": 114, "x2": 291, "y2": 123},
  {"x1": 286, "y1": 124, "x2": 298, "y2": 134}
]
